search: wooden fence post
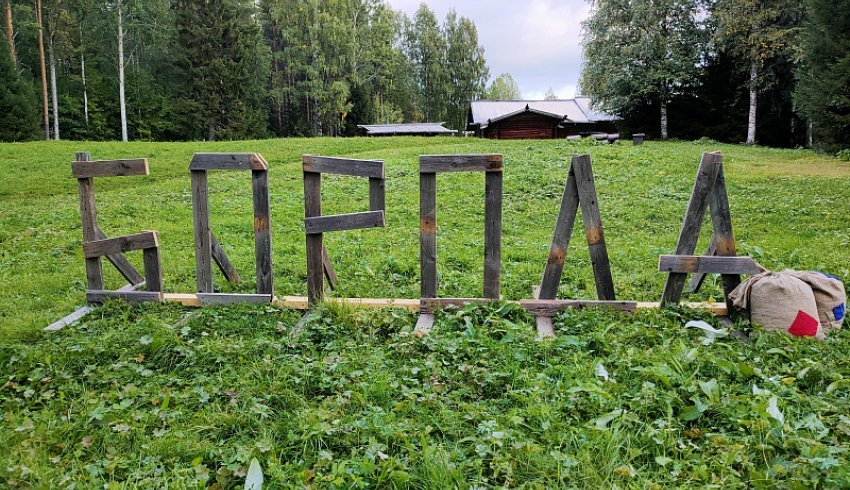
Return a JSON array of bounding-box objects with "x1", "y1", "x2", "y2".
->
[
  {"x1": 76, "y1": 151, "x2": 104, "y2": 290},
  {"x1": 191, "y1": 169, "x2": 213, "y2": 293}
]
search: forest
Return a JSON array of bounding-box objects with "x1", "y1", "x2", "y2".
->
[{"x1": 1, "y1": 0, "x2": 848, "y2": 153}]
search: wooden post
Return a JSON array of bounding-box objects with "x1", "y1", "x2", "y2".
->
[
  {"x1": 304, "y1": 170, "x2": 323, "y2": 303},
  {"x1": 572, "y1": 155, "x2": 615, "y2": 300},
  {"x1": 191, "y1": 169, "x2": 213, "y2": 293},
  {"x1": 369, "y1": 177, "x2": 385, "y2": 212},
  {"x1": 538, "y1": 166, "x2": 580, "y2": 300},
  {"x1": 420, "y1": 172, "x2": 437, "y2": 298},
  {"x1": 142, "y1": 246, "x2": 162, "y2": 292},
  {"x1": 252, "y1": 169, "x2": 273, "y2": 295},
  {"x1": 660, "y1": 152, "x2": 722, "y2": 306},
  {"x1": 706, "y1": 156, "x2": 740, "y2": 313},
  {"x1": 483, "y1": 171, "x2": 502, "y2": 299},
  {"x1": 76, "y1": 152, "x2": 104, "y2": 290}
]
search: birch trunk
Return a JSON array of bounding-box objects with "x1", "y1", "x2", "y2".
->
[
  {"x1": 660, "y1": 100, "x2": 668, "y2": 140},
  {"x1": 47, "y1": 22, "x2": 59, "y2": 140},
  {"x1": 4, "y1": 0, "x2": 14, "y2": 65},
  {"x1": 80, "y1": 25, "x2": 88, "y2": 125},
  {"x1": 117, "y1": 0, "x2": 128, "y2": 142},
  {"x1": 747, "y1": 60, "x2": 757, "y2": 145},
  {"x1": 35, "y1": 0, "x2": 49, "y2": 140}
]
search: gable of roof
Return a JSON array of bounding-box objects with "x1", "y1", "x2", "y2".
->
[{"x1": 469, "y1": 99, "x2": 619, "y2": 128}]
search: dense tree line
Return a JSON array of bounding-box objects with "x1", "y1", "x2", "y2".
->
[
  {"x1": 580, "y1": 0, "x2": 850, "y2": 152},
  {"x1": 0, "y1": 0, "x2": 489, "y2": 141}
]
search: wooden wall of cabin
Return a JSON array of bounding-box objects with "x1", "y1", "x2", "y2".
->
[{"x1": 481, "y1": 112, "x2": 561, "y2": 139}]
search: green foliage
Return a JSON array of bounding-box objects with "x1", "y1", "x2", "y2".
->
[
  {"x1": 0, "y1": 41, "x2": 39, "y2": 142},
  {"x1": 794, "y1": 0, "x2": 850, "y2": 153},
  {"x1": 485, "y1": 73, "x2": 522, "y2": 100}
]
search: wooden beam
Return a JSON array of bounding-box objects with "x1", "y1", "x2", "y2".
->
[
  {"x1": 76, "y1": 152, "x2": 103, "y2": 290},
  {"x1": 413, "y1": 313, "x2": 435, "y2": 337},
  {"x1": 95, "y1": 226, "x2": 144, "y2": 285},
  {"x1": 538, "y1": 166, "x2": 580, "y2": 300},
  {"x1": 420, "y1": 172, "x2": 438, "y2": 298},
  {"x1": 369, "y1": 177, "x2": 385, "y2": 212},
  {"x1": 188, "y1": 153, "x2": 268, "y2": 171},
  {"x1": 658, "y1": 255, "x2": 760, "y2": 275},
  {"x1": 142, "y1": 246, "x2": 163, "y2": 292},
  {"x1": 686, "y1": 236, "x2": 717, "y2": 293},
  {"x1": 210, "y1": 231, "x2": 241, "y2": 283},
  {"x1": 191, "y1": 169, "x2": 213, "y2": 293},
  {"x1": 86, "y1": 290, "x2": 163, "y2": 303},
  {"x1": 82, "y1": 231, "x2": 158, "y2": 258},
  {"x1": 572, "y1": 154, "x2": 616, "y2": 300},
  {"x1": 252, "y1": 169, "x2": 274, "y2": 295},
  {"x1": 520, "y1": 299, "x2": 639, "y2": 316},
  {"x1": 706, "y1": 157, "x2": 741, "y2": 313},
  {"x1": 304, "y1": 210, "x2": 386, "y2": 234},
  {"x1": 45, "y1": 283, "x2": 140, "y2": 331},
  {"x1": 302, "y1": 155, "x2": 384, "y2": 178},
  {"x1": 196, "y1": 293, "x2": 272, "y2": 305},
  {"x1": 483, "y1": 171, "x2": 502, "y2": 299},
  {"x1": 72, "y1": 158, "x2": 148, "y2": 178},
  {"x1": 420, "y1": 297, "x2": 503, "y2": 314},
  {"x1": 304, "y1": 170, "x2": 324, "y2": 303},
  {"x1": 322, "y1": 246, "x2": 338, "y2": 289},
  {"x1": 419, "y1": 154, "x2": 503, "y2": 173}
]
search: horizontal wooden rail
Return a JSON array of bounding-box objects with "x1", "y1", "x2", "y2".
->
[
  {"x1": 419, "y1": 154, "x2": 503, "y2": 173},
  {"x1": 302, "y1": 155, "x2": 384, "y2": 178},
  {"x1": 189, "y1": 153, "x2": 268, "y2": 171},
  {"x1": 658, "y1": 255, "x2": 760, "y2": 275},
  {"x1": 304, "y1": 210, "x2": 386, "y2": 234},
  {"x1": 520, "y1": 299, "x2": 639, "y2": 316},
  {"x1": 72, "y1": 159, "x2": 148, "y2": 178},
  {"x1": 196, "y1": 293, "x2": 272, "y2": 305},
  {"x1": 87, "y1": 290, "x2": 163, "y2": 303},
  {"x1": 83, "y1": 231, "x2": 158, "y2": 258}
]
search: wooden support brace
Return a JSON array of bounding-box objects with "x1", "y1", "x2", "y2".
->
[
  {"x1": 210, "y1": 231, "x2": 241, "y2": 283},
  {"x1": 659, "y1": 255, "x2": 760, "y2": 275},
  {"x1": 83, "y1": 231, "x2": 158, "y2": 258},
  {"x1": 95, "y1": 226, "x2": 144, "y2": 285},
  {"x1": 305, "y1": 210, "x2": 386, "y2": 234},
  {"x1": 687, "y1": 236, "x2": 717, "y2": 293},
  {"x1": 322, "y1": 246, "x2": 338, "y2": 289}
]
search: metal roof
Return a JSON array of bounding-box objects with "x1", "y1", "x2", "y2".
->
[
  {"x1": 469, "y1": 99, "x2": 619, "y2": 128},
  {"x1": 358, "y1": 122, "x2": 455, "y2": 135}
]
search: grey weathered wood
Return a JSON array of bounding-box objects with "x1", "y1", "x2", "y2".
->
[
  {"x1": 302, "y1": 155, "x2": 384, "y2": 178},
  {"x1": 369, "y1": 177, "x2": 385, "y2": 212},
  {"x1": 572, "y1": 154, "x2": 616, "y2": 300},
  {"x1": 633, "y1": 133, "x2": 645, "y2": 145},
  {"x1": 76, "y1": 152, "x2": 104, "y2": 290},
  {"x1": 420, "y1": 172, "x2": 438, "y2": 298},
  {"x1": 210, "y1": 231, "x2": 241, "y2": 283},
  {"x1": 419, "y1": 154, "x2": 503, "y2": 173},
  {"x1": 143, "y1": 246, "x2": 163, "y2": 292},
  {"x1": 483, "y1": 171, "x2": 502, "y2": 299},
  {"x1": 538, "y1": 167, "x2": 580, "y2": 300},
  {"x1": 304, "y1": 210, "x2": 386, "y2": 234},
  {"x1": 660, "y1": 152, "x2": 722, "y2": 306},
  {"x1": 94, "y1": 226, "x2": 144, "y2": 285},
  {"x1": 658, "y1": 255, "x2": 760, "y2": 275},
  {"x1": 189, "y1": 153, "x2": 268, "y2": 171},
  {"x1": 86, "y1": 290, "x2": 163, "y2": 303},
  {"x1": 304, "y1": 171, "x2": 324, "y2": 303},
  {"x1": 46, "y1": 283, "x2": 139, "y2": 331},
  {"x1": 72, "y1": 158, "x2": 148, "y2": 178},
  {"x1": 536, "y1": 317, "x2": 555, "y2": 339},
  {"x1": 520, "y1": 299, "x2": 638, "y2": 316},
  {"x1": 196, "y1": 293, "x2": 272, "y2": 305},
  {"x1": 686, "y1": 236, "x2": 717, "y2": 293},
  {"x1": 191, "y1": 169, "x2": 213, "y2": 293},
  {"x1": 252, "y1": 169, "x2": 274, "y2": 295},
  {"x1": 706, "y1": 157, "x2": 741, "y2": 313},
  {"x1": 82, "y1": 231, "x2": 158, "y2": 258},
  {"x1": 420, "y1": 297, "x2": 497, "y2": 314},
  {"x1": 413, "y1": 313, "x2": 436, "y2": 336},
  {"x1": 322, "y1": 246, "x2": 338, "y2": 290}
]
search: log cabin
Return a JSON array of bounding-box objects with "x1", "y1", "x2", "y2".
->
[{"x1": 467, "y1": 98, "x2": 619, "y2": 139}]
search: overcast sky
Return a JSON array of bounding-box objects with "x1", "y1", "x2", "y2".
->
[{"x1": 384, "y1": 0, "x2": 591, "y2": 100}]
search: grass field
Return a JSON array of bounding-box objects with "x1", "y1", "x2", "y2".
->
[{"x1": 1, "y1": 137, "x2": 849, "y2": 487}]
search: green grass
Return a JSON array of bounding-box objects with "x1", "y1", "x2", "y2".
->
[{"x1": 1, "y1": 137, "x2": 849, "y2": 487}]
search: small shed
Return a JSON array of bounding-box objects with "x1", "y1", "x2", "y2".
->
[
  {"x1": 358, "y1": 122, "x2": 455, "y2": 137},
  {"x1": 467, "y1": 98, "x2": 619, "y2": 139}
]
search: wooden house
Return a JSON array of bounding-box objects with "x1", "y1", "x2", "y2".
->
[{"x1": 467, "y1": 98, "x2": 619, "y2": 139}]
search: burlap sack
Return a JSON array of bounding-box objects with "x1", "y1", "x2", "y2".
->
[
  {"x1": 783, "y1": 270, "x2": 847, "y2": 330},
  {"x1": 729, "y1": 271, "x2": 824, "y2": 339}
]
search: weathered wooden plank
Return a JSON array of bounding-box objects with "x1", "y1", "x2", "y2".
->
[
  {"x1": 45, "y1": 283, "x2": 140, "y2": 331},
  {"x1": 86, "y1": 290, "x2": 163, "y2": 303},
  {"x1": 636, "y1": 301, "x2": 728, "y2": 316},
  {"x1": 275, "y1": 296, "x2": 421, "y2": 311},
  {"x1": 419, "y1": 154, "x2": 503, "y2": 173},
  {"x1": 94, "y1": 226, "x2": 145, "y2": 285},
  {"x1": 535, "y1": 317, "x2": 556, "y2": 339},
  {"x1": 82, "y1": 231, "x2": 158, "y2": 258},
  {"x1": 304, "y1": 171, "x2": 324, "y2": 303},
  {"x1": 143, "y1": 246, "x2": 163, "y2": 292},
  {"x1": 72, "y1": 158, "x2": 148, "y2": 178},
  {"x1": 538, "y1": 167, "x2": 580, "y2": 300},
  {"x1": 658, "y1": 255, "x2": 760, "y2": 275},
  {"x1": 706, "y1": 156, "x2": 741, "y2": 313},
  {"x1": 686, "y1": 236, "x2": 717, "y2": 293},
  {"x1": 196, "y1": 293, "x2": 272, "y2": 305},
  {"x1": 413, "y1": 314, "x2": 436, "y2": 337},
  {"x1": 188, "y1": 153, "x2": 268, "y2": 171},
  {"x1": 162, "y1": 293, "x2": 203, "y2": 307},
  {"x1": 484, "y1": 171, "x2": 502, "y2": 299},
  {"x1": 520, "y1": 299, "x2": 639, "y2": 316},
  {"x1": 76, "y1": 152, "x2": 104, "y2": 290},
  {"x1": 660, "y1": 152, "x2": 722, "y2": 306},
  {"x1": 302, "y1": 155, "x2": 385, "y2": 179},
  {"x1": 369, "y1": 177, "x2": 385, "y2": 212},
  {"x1": 210, "y1": 231, "x2": 241, "y2": 283},
  {"x1": 304, "y1": 210, "x2": 386, "y2": 234},
  {"x1": 420, "y1": 297, "x2": 499, "y2": 314},
  {"x1": 322, "y1": 246, "x2": 338, "y2": 290},
  {"x1": 572, "y1": 154, "x2": 616, "y2": 300},
  {"x1": 191, "y1": 169, "x2": 214, "y2": 293},
  {"x1": 252, "y1": 169, "x2": 274, "y2": 295},
  {"x1": 420, "y1": 172, "x2": 438, "y2": 298}
]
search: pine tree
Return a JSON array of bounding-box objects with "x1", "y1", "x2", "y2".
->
[{"x1": 0, "y1": 39, "x2": 38, "y2": 141}]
